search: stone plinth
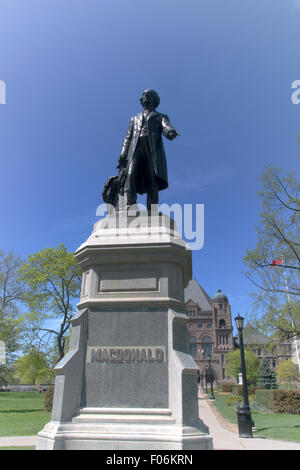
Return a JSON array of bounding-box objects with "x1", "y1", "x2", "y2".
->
[{"x1": 36, "y1": 211, "x2": 213, "y2": 450}]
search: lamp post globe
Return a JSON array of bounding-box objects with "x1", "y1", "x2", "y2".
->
[{"x1": 234, "y1": 314, "x2": 244, "y2": 331}]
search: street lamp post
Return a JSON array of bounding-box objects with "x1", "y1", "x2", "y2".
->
[
  {"x1": 204, "y1": 370, "x2": 208, "y2": 393},
  {"x1": 234, "y1": 314, "x2": 253, "y2": 438},
  {"x1": 207, "y1": 353, "x2": 215, "y2": 400},
  {"x1": 202, "y1": 348, "x2": 215, "y2": 399},
  {"x1": 201, "y1": 349, "x2": 208, "y2": 393}
]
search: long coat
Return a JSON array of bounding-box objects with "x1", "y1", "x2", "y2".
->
[{"x1": 119, "y1": 111, "x2": 176, "y2": 193}]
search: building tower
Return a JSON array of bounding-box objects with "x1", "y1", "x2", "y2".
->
[
  {"x1": 211, "y1": 289, "x2": 234, "y2": 380},
  {"x1": 185, "y1": 281, "x2": 234, "y2": 383}
]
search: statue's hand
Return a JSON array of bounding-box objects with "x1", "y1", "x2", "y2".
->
[
  {"x1": 167, "y1": 129, "x2": 179, "y2": 140},
  {"x1": 117, "y1": 155, "x2": 127, "y2": 169}
]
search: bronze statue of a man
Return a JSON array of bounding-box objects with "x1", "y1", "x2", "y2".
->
[{"x1": 117, "y1": 89, "x2": 179, "y2": 211}]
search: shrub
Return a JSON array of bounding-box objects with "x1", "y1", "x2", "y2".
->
[
  {"x1": 272, "y1": 390, "x2": 300, "y2": 414},
  {"x1": 255, "y1": 389, "x2": 300, "y2": 413},
  {"x1": 232, "y1": 384, "x2": 256, "y2": 396},
  {"x1": 248, "y1": 385, "x2": 256, "y2": 395},
  {"x1": 231, "y1": 385, "x2": 241, "y2": 396},
  {"x1": 44, "y1": 386, "x2": 54, "y2": 412},
  {"x1": 221, "y1": 383, "x2": 235, "y2": 393},
  {"x1": 226, "y1": 395, "x2": 243, "y2": 406},
  {"x1": 255, "y1": 389, "x2": 273, "y2": 410}
]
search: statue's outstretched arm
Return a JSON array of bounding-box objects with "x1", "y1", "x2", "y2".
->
[{"x1": 161, "y1": 115, "x2": 179, "y2": 141}]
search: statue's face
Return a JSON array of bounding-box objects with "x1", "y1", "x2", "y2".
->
[{"x1": 141, "y1": 91, "x2": 157, "y2": 110}]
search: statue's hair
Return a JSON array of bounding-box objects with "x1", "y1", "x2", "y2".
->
[{"x1": 139, "y1": 89, "x2": 160, "y2": 109}]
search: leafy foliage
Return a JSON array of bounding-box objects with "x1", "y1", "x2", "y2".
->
[
  {"x1": 243, "y1": 166, "x2": 300, "y2": 341},
  {"x1": 225, "y1": 395, "x2": 243, "y2": 406},
  {"x1": 18, "y1": 244, "x2": 81, "y2": 359},
  {"x1": 276, "y1": 359, "x2": 300, "y2": 384},
  {"x1": 13, "y1": 348, "x2": 54, "y2": 384},
  {"x1": 0, "y1": 251, "x2": 25, "y2": 366},
  {"x1": 225, "y1": 348, "x2": 259, "y2": 384}
]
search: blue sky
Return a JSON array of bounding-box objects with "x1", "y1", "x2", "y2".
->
[{"x1": 0, "y1": 0, "x2": 299, "y2": 331}]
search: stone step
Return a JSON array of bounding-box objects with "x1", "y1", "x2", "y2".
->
[{"x1": 72, "y1": 407, "x2": 175, "y2": 424}]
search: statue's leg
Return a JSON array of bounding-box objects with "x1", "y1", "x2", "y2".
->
[
  {"x1": 124, "y1": 158, "x2": 139, "y2": 207},
  {"x1": 144, "y1": 145, "x2": 158, "y2": 213},
  {"x1": 147, "y1": 184, "x2": 158, "y2": 213}
]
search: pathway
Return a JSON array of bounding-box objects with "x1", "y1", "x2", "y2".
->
[{"x1": 198, "y1": 389, "x2": 300, "y2": 450}]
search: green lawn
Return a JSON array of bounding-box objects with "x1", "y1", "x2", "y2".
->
[
  {"x1": 212, "y1": 392, "x2": 300, "y2": 443},
  {"x1": 0, "y1": 392, "x2": 51, "y2": 437},
  {"x1": 0, "y1": 447, "x2": 35, "y2": 450}
]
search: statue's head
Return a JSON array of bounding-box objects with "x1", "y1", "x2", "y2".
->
[{"x1": 139, "y1": 89, "x2": 160, "y2": 110}]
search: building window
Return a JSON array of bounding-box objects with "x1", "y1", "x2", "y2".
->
[
  {"x1": 206, "y1": 323, "x2": 212, "y2": 329},
  {"x1": 201, "y1": 336, "x2": 212, "y2": 357},
  {"x1": 189, "y1": 344, "x2": 197, "y2": 356},
  {"x1": 197, "y1": 323, "x2": 203, "y2": 329},
  {"x1": 219, "y1": 319, "x2": 226, "y2": 328}
]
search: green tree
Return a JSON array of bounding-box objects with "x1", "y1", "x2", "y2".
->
[
  {"x1": 243, "y1": 166, "x2": 300, "y2": 341},
  {"x1": 13, "y1": 348, "x2": 54, "y2": 384},
  {"x1": 225, "y1": 348, "x2": 259, "y2": 384},
  {"x1": 18, "y1": 244, "x2": 81, "y2": 360},
  {"x1": 0, "y1": 251, "x2": 25, "y2": 362},
  {"x1": 276, "y1": 359, "x2": 300, "y2": 384},
  {"x1": 258, "y1": 358, "x2": 277, "y2": 389}
]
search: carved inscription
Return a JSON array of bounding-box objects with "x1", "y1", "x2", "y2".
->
[{"x1": 87, "y1": 346, "x2": 165, "y2": 364}]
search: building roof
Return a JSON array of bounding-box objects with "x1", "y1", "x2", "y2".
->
[
  {"x1": 184, "y1": 279, "x2": 212, "y2": 312},
  {"x1": 242, "y1": 324, "x2": 270, "y2": 345},
  {"x1": 212, "y1": 289, "x2": 228, "y2": 303}
]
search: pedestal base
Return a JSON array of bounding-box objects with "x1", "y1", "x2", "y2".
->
[
  {"x1": 36, "y1": 408, "x2": 212, "y2": 450},
  {"x1": 36, "y1": 213, "x2": 213, "y2": 450}
]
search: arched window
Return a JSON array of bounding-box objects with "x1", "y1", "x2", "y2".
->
[
  {"x1": 219, "y1": 319, "x2": 226, "y2": 328},
  {"x1": 201, "y1": 335, "x2": 212, "y2": 357}
]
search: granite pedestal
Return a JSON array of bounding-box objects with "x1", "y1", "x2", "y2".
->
[{"x1": 36, "y1": 211, "x2": 213, "y2": 450}]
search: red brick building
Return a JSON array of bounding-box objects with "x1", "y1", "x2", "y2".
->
[{"x1": 185, "y1": 280, "x2": 234, "y2": 383}]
